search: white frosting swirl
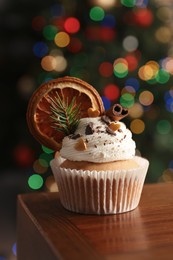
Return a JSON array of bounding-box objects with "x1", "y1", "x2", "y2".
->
[{"x1": 60, "y1": 117, "x2": 136, "y2": 163}]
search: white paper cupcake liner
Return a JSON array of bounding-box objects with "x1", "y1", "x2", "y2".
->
[{"x1": 50, "y1": 156, "x2": 149, "y2": 215}]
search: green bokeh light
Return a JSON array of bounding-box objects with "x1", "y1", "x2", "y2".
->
[
  {"x1": 156, "y1": 120, "x2": 171, "y2": 135},
  {"x1": 43, "y1": 25, "x2": 58, "y2": 40},
  {"x1": 42, "y1": 145, "x2": 54, "y2": 154},
  {"x1": 155, "y1": 69, "x2": 170, "y2": 84},
  {"x1": 120, "y1": 93, "x2": 134, "y2": 108},
  {"x1": 121, "y1": 0, "x2": 136, "y2": 7},
  {"x1": 28, "y1": 174, "x2": 44, "y2": 190},
  {"x1": 89, "y1": 6, "x2": 105, "y2": 21},
  {"x1": 113, "y1": 63, "x2": 128, "y2": 78}
]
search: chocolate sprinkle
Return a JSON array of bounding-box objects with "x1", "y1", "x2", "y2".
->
[
  {"x1": 85, "y1": 122, "x2": 94, "y2": 135},
  {"x1": 104, "y1": 140, "x2": 114, "y2": 145},
  {"x1": 95, "y1": 126, "x2": 102, "y2": 133}
]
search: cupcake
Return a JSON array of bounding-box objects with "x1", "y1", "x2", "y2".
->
[
  {"x1": 27, "y1": 76, "x2": 149, "y2": 215},
  {"x1": 50, "y1": 107, "x2": 149, "y2": 215}
]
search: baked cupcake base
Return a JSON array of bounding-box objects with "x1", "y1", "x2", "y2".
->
[{"x1": 50, "y1": 156, "x2": 149, "y2": 215}]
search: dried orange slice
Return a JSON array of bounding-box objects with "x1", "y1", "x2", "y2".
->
[{"x1": 27, "y1": 76, "x2": 105, "y2": 151}]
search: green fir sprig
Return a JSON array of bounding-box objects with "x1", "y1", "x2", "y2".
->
[{"x1": 49, "y1": 92, "x2": 81, "y2": 135}]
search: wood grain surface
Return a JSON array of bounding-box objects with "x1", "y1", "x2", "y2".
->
[{"x1": 17, "y1": 183, "x2": 173, "y2": 260}]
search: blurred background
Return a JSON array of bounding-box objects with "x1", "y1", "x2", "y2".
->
[{"x1": 1, "y1": 0, "x2": 173, "y2": 259}]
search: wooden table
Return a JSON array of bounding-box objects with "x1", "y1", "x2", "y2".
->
[{"x1": 17, "y1": 183, "x2": 173, "y2": 260}]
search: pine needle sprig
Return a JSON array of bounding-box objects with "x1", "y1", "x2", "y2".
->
[{"x1": 49, "y1": 92, "x2": 81, "y2": 135}]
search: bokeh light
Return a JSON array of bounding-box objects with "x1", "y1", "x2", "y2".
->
[
  {"x1": 13, "y1": 145, "x2": 35, "y2": 167},
  {"x1": 125, "y1": 77, "x2": 140, "y2": 91},
  {"x1": 54, "y1": 31, "x2": 70, "y2": 47},
  {"x1": 45, "y1": 176, "x2": 58, "y2": 192},
  {"x1": 156, "y1": 120, "x2": 171, "y2": 135},
  {"x1": 156, "y1": 6, "x2": 172, "y2": 23},
  {"x1": 42, "y1": 145, "x2": 54, "y2": 154},
  {"x1": 103, "y1": 84, "x2": 120, "y2": 101},
  {"x1": 129, "y1": 103, "x2": 144, "y2": 118},
  {"x1": 147, "y1": 60, "x2": 159, "y2": 73},
  {"x1": 136, "y1": 0, "x2": 148, "y2": 8},
  {"x1": 89, "y1": 6, "x2": 105, "y2": 21},
  {"x1": 28, "y1": 174, "x2": 44, "y2": 190},
  {"x1": 99, "y1": 62, "x2": 113, "y2": 77},
  {"x1": 33, "y1": 42, "x2": 48, "y2": 58},
  {"x1": 139, "y1": 90, "x2": 154, "y2": 106},
  {"x1": 17, "y1": 75, "x2": 35, "y2": 98},
  {"x1": 123, "y1": 35, "x2": 138, "y2": 52},
  {"x1": 43, "y1": 25, "x2": 58, "y2": 40},
  {"x1": 92, "y1": 0, "x2": 117, "y2": 9},
  {"x1": 155, "y1": 26, "x2": 172, "y2": 43},
  {"x1": 125, "y1": 54, "x2": 138, "y2": 71},
  {"x1": 121, "y1": 84, "x2": 136, "y2": 97},
  {"x1": 113, "y1": 58, "x2": 128, "y2": 78},
  {"x1": 64, "y1": 17, "x2": 80, "y2": 34},
  {"x1": 161, "y1": 57, "x2": 173, "y2": 75},
  {"x1": 155, "y1": 69, "x2": 170, "y2": 84},
  {"x1": 101, "y1": 14, "x2": 116, "y2": 28},
  {"x1": 54, "y1": 56, "x2": 67, "y2": 72},
  {"x1": 41, "y1": 55, "x2": 56, "y2": 71},
  {"x1": 101, "y1": 96, "x2": 111, "y2": 110},
  {"x1": 121, "y1": 0, "x2": 136, "y2": 8},
  {"x1": 164, "y1": 89, "x2": 173, "y2": 112},
  {"x1": 130, "y1": 119, "x2": 145, "y2": 134},
  {"x1": 138, "y1": 65, "x2": 154, "y2": 81},
  {"x1": 133, "y1": 8, "x2": 153, "y2": 27},
  {"x1": 48, "y1": 49, "x2": 67, "y2": 73},
  {"x1": 12, "y1": 243, "x2": 17, "y2": 256},
  {"x1": 161, "y1": 168, "x2": 173, "y2": 182},
  {"x1": 120, "y1": 93, "x2": 134, "y2": 108}
]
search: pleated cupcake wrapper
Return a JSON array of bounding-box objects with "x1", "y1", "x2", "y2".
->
[{"x1": 50, "y1": 156, "x2": 149, "y2": 215}]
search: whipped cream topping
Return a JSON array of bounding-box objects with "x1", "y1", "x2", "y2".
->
[{"x1": 60, "y1": 116, "x2": 136, "y2": 163}]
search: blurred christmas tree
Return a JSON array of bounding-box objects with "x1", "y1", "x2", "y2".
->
[{"x1": 22, "y1": 0, "x2": 173, "y2": 190}]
